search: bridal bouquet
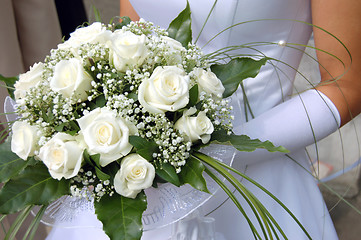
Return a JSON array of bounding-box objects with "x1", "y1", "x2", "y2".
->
[{"x1": 0, "y1": 3, "x2": 291, "y2": 240}]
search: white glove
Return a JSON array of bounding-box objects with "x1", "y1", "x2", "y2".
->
[{"x1": 232, "y1": 89, "x2": 341, "y2": 168}]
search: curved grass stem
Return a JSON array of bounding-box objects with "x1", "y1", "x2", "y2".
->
[
  {"x1": 204, "y1": 167, "x2": 262, "y2": 239},
  {"x1": 5, "y1": 205, "x2": 33, "y2": 240},
  {"x1": 194, "y1": 151, "x2": 312, "y2": 240},
  {"x1": 195, "y1": 153, "x2": 282, "y2": 239},
  {"x1": 22, "y1": 205, "x2": 48, "y2": 240}
]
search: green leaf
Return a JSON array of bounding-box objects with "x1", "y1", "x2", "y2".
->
[
  {"x1": 211, "y1": 130, "x2": 289, "y2": 153},
  {"x1": 211, "y1": 57, "x2": 268, "y2": 98},
  {"x1": 83, "y1": 150, "x2": 103, "y2": 168},
  {"x1": 152, "y1": 174, "x2": 167, "y2": 188},
  {"x1": 95, "y1": 94, "x2": 106, "y2": 108},
  {"x1": 127, "y1": 92, "x2": 138, "y2": 102},
  {"x1": 0, "y1": 141, "x2": 28, "y2": 183},
  {"x1": 0, "y1": 74, "x2": 17, "y2": 99},
  {"x1": 114, "y1": 16, "x2": 132, "y2": 30},
  {"x1": 167, "y1": 1, "x2": 192, "y2": 48},
  {"x1": 0, "y1": 163, "x2": 70, "y2": 214},
  {"x1": 83, "y1": 149, "x2": 94, "y2": 167},
  {"x1": 156, "y1": 162, "x2": 180, "y2": 187},
  {"x1": 95, "y1": 191, "x2": 147, "y2": 240},
  {"x1": 54, "y1": 120, "x2": 80, "y2": 135},
  {"x1": 179, "y1": 155, "x2": 209, "y2": 193},
  {"x1": 91, "y1": 153, "x2": 102, "y2": 168},
  {"x1": 95, "y1": 167, "x2": 111, "y2": 181},
  {"x1": 82, "y1": 151, "x2": 110, "y2": 180},
  {"x1": 103, "y1": 161, "x2": 120, "y2": 178},
  {"x1": 187, "y1": 84, "x2": 199, "y2": 108},
  {"x1": 129, "y1": 136, "x2": 158, "y2": 161}
]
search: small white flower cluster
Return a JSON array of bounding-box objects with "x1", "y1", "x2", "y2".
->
[
  {"x1": 141, "y1": 112, "x2": 191, "y2": 173},
  {"x1": 200, "y1": 94, "x2": 234, "y2": 133},
  {"x1": 10, "y1": 19, "x2": 233, "y2": 200},
  {"x1": 122, "y1": 19, "x2": 167, "y2": 38},
  {"x1": 70, "y1": 168, "x2": 114, "y2": 201}
]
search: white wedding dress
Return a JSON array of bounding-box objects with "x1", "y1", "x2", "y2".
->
[{"x1": 47, "y1": 0, "x2": 339, "y2": 239}]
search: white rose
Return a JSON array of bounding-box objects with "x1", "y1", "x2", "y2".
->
[
  {"x1": 58, "y1": 22, "x2": 111, "y2": 50},
  {"x1": 114, "y1": 153, "x2": 155, "y2": 199},
  {"x1": 138, "y1": 66, "x2": 190, "y2": 114},
  {"x1": 11, "y1": 121, "x2": 38, "y2": 160},
  {"x1": 39, "y1": 133, "x2": 84, "y2": 180},
  {"x1": 77, "y1": 107, "x2": 137, "y2": 167},
  {"x1": 50, "y1": 58, "x2": 93, "y2": 101},
  {"x1": 162, "y1": 36, "x2": 185, "y2": 51},
  {"x1": 174, "y1": 110, "x2": 214, "y2": 144},
  {"x1": 161, "y1": 36, "x2": 185, "y2": 64},
  {"x1": 108, "y1": 31, "x2": 148, "y2": 72},
  {"x1": 192, "y1": 68, "x2": 225, "y2": 98},
  {"x1": 14, "y1": 62, "x2": 44, "y2": 102}
]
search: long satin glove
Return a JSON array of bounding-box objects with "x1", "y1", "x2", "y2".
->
[{"x1": 232, "y1": 89, "x2": 341, "y2": 169}]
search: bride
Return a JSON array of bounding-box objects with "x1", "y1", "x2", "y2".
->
[{"x1": 47, "y1": 0, "x2": 361, "y2": 239}]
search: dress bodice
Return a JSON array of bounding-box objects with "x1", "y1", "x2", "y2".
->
[
  {"x1": 47, "y1": 2, "x2": 339, "y2": 240},
  {"x1": 130, "y1": 0, "x2": 313, "y2": 125}
]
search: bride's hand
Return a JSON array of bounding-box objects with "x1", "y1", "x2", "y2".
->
[{"x1": 231, "y1": 89, "x2": 340, "y2": 169}]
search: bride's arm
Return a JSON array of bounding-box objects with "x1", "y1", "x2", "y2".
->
[
  {"x1": 235, "y1": 0, "x2": 361, "y2": 165},
  {"x1": 231, "y1": 0, "x2": 361, "y2": 166},
  {"x1": 312, "y1": 0, "x2": 361, "y2": 126},
  {"x1": 233, "y1": 0, "x2": 361, "y2": 166},
  {"x1": 120, "y1": 0, "x2": 139, "y2": 21}
]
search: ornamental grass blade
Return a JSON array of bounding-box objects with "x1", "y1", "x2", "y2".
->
[
  {"x1": 0, "y1": 163, "x2": 70, "y2": 214},
  {"x1": 95, "y1": 192, "x2": 147, "y2": 240},
  {"x1": 194, "y1": 152, "x2": 273, "y2": 239},
  {"x1": 203, "y1": 161, "x2": 281, "y2": 239},
  {"x1": 211, "y1": 130, "x2": 288, "y2": 153},
  {"x1": 195, "y1": 151, "x2": 312, "y2": 239},
  {"x1": 92, "y1": 5, "x2": 102, "y2": 22},
  {"x1": 22, "y1": 205, "x2": 47, "y2": 240},
  {"x1": 4, "y1": 205, "x2": 32, "y2": 240},
  {"x1": 211, "y1": 57, "x2": 268, "y2": 98},
  {"x1": 179, "y1": 155, "x2": 209, "y2": 193},
  {"x1": 0, "y1": 140, "x2": 28, "y2": 183},
  {"x1": 167, "y1": 1, "x2": 192, "y2": 48},
  {"x1": 203, "y1": 168, "x2": 261, "y2": 240}
]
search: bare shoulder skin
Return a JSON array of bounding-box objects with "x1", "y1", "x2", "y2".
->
[
  {"x1": 120, "y1": 0, "x2": 139, "y2": 21},
  {"x1": 313, "y1": 0, "x2": 361, "y2": 126}
]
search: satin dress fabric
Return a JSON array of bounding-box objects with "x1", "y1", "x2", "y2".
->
[
  {"x1": 47, "y1": 0, "x2": 339, "y2": 239},
  {"x1": 130, "y1": 0, "x2": 338, "y2": 239}
]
